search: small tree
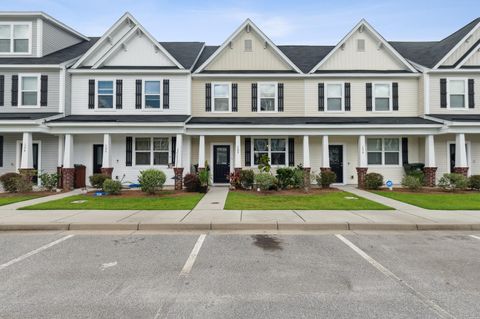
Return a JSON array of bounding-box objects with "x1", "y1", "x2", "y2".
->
[{"x1": 258, "y1": 154, "x2": 271, "y2": 173}]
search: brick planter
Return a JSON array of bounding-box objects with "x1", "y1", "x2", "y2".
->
[
  {"x1": 320, "y1": 167, "x2": 331, "y2": 173},
  {"x1": 423, "y1": 167, "x2": 437, "y2": 187},
  {"x1": 57, "y1": 166, "x2": 63, "y2": 188},
  {"x1": 100, "y1": 167, "x2": 113, "y2": 178},
  {"x1": 62, "y1": 168, "x2": 75, "y2": 191},
  {"x1": 303, "y1": 167, "x2": 311, "y2": 192},
  {"x1": 173, "y1": 167, "x2": 184, "y2": 190},
  {"x1": 356, "y1": 167, "x2": 368, "y2": 189},
  {"x1": 453, "y1": 167, "x2": 469, "y2": 177}
]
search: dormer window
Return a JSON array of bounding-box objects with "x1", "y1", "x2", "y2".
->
[{"x1": 0, "y1": 23, "x2": 31, "y2": 54}]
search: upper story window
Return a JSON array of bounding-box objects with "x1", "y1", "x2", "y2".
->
[
  {"x1": 144, "y1": 81, "x2": 161, "y2": 109},
  {"x1": 326, "y1": 83, "x2": 343, "y2": 111},
  {"x1": 258, "y1": 83, "x2": 277, "y2": 112},
  {"x1": 134, "y1": 137, "x2": 170, "y2": 166},
  {"x1": 19, "y1": 74, "x2": 39, "y2": 107},
  {"x1": 97, "y1": 81, "x2": 114, "y2": 109},
  {"x1": 373, "y1": 83, "x2": 391, "y2": 111},
  {"x1": 367, "y1": 138, "x2": 400, "y2": 166},
  {"x1": 448, "y1": 79, "x2": 467, "y2": 109},
  {"x1": 252, "y1": 138, "x2": 287, "y2": 166},
  {"x1": 0, "y1": 23, "x2": 31, "y2": 54},
  {"x1": 213, "y1": 83, "x2": 230, "y2": 112}
]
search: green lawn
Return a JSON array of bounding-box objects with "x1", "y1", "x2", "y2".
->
[
  {"x1": 20, "y1": 192, "x2": 204, "y2": 210},
  {"x1": 0, "y1": 195, "x2": 42, "y2": 206},
  {"x1": 224, "y1": 191, "x2": 392, "y2": 210},
  {"x1": 374, "y1": 191, "x2": 480, "y2": 210}
]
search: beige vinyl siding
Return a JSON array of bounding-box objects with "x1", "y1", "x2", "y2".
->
[
  {"x1": 443, "y1": 27, "x2": 480, "y2": 66},
  {"x1": 305, "y1": 77, "x2": 420, "y2": 116},
  {"x1": 429, "y1": 73, "x2": 480, "y2": 114},
  {"x1": 432, "y1": 134, "x2": 480, "y2": 178},
  {"x1": 317, "y1": 28, "x2": 408, "y2": 71},
  {"x1": 42, "y1": 20, "x2": 82, "y2": 56},
  {"x1": 0, "y1": 69, "x2": 60, "y2": 112},
  {"x1": 204, "y1": 29, "x2": 292, "y2": 71},
  {"x1": 464, "y1": 50, "x2": 480, "y2": 66}
]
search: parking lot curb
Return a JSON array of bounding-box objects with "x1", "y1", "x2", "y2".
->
[
  {"x1": 138, "y1": 223, "x2": 211, "y2": 231},
  {"x1": 68, "y1": 223, "x2": 139, "y2": 231},
  {"x1": 0, "y1": 223, "x2": 70, "y2": 231}
]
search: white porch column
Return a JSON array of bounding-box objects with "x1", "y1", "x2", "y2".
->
[
  {"x1": 63, "y1": 134, "x2": 74, "y2": 168},
  {"x1": 102, "y1": 133, "x2": 112, "y2": 168},
  {"x1": 303, "y1": 135, "x2": 310, "y2": 168},
  {"x1": 358, "y1": 135, "x2": 367, "y2": 167},
  {"x1": 455, "y1": 133, "x2": 468, "y2": 167},
  {"x1": 57, "y1": 135, "x2": 64, "y2": 167},
  {"x1": 20, "y1": 132, "x2": 33, "y2": 169},
  {"x1": 198, "y1": 135, "x2": 205, "y2": 168},
  {"x1": 235, "y1": 135, "x2": 241, "y2": 168},
  {"x1": 175, "y1": 134, "x2": 183, "y2": 167},
  {"x1": 425, "y1": 135, "x2": 436, "y2": 167},
  {"x1": 321, "y1": 135, "x2": 330, "y2": 168}
]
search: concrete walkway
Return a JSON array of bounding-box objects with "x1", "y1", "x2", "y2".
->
[
  {"x1": 0, "y1": 189, "x2": 83, "y2": 210},
  {"x1": 192, "y1": 186, "x2": 229, "y2": 210}
]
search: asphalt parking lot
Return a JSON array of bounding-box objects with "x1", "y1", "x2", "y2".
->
[{"x1": 0, "y1": 231, "x2": 479, "y2": 319}]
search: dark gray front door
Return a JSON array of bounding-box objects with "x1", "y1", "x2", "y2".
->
[
  {"x1": 93, "y1": 144, "x2": 103, "y2": 174},
  {"x1": 329, "y1": 145, "x2": 343, "y2": 183},
  {"x1": 213, "y1": 145, "x2": 230, "y2": 183}
]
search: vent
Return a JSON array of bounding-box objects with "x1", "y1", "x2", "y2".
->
[
  {"x1": 357, "y1": 39, "x2": 365, "y2": 52},
  {"x1": 244, "y1": 39, "x2": 252, "y2": 52}
]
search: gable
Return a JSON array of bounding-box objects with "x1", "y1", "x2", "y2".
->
[
  {"x1": 205, "y1": 28, "x2": 292, "y2": 71},
  {"x1": 463, "y1": 48, "x2": 480, "y2": 66},
  {"x1": 42, "y1": 19, "x2": 83, "y2": 56},
  {"x1": 102, "y1": 31, "x2": 176, "y2": 67},
  {"x1": 317, "y1": 27, "x2": 408, "y2": 71},
  {"x1": 443, "y1": 25, "x2": 480, "y2": 66}
]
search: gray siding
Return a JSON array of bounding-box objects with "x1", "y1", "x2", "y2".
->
[
  {"x1": 0, "y1": 69, "x2": 60, "y2": 112},
  {"x1": 42, "y1": 20, "x2": 82, "y2": 56}
]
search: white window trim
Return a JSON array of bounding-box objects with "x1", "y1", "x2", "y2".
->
[
  {"x1": 447, "y1": 78, "x2": 469, "y2": 110},
  {"x1": 212, "y1": 82, "x2": 232, "y2": 113},
  {"x1": 366, "y1": 137, "x2": 402, "y2": 168},
  {"x1": 133, "y1": 136, "x2": 171, "y2": 168},
  {"x1": 18, "y1": 73, "x2": 40, "y2": 108},
  {"x1": 0, "y1": 21, "x2": 32, "y2": 55},
  {"x1": 325, "y1": 82, "x2": 345, "y2": 113},
  {"x1": 372, "y1": 82, "x2": 393, "y2": 112},
  {"x1": 251, "y1": 137, "x2": 289, "y2": 167},
  {"x1": 257, "y1": 82, "x2": 278, "y2": 113},
  {"x1": 142, "y1": 79, "x2": 163, "y2": 111},
  {"x1": 95, "y1": 79, "x2": 116, "y2": 111}
]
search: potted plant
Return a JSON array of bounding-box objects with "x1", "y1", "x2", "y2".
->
[{"x1": 198, "y1": 161, "x2": 211, "y2": 193}]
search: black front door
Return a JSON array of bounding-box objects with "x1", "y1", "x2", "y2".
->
[
  {"x1": 213, "y1": 145, "x2": 230, "y2": 183},
  {"x1": 32, "y1": 143, "x2": 39, "y2": 184},
  {"x1": 93, "y1": 144, "x2": 104, "y2": 174},
  {"x1": 449, "y1": 143, "x2": 469, "y2": 173},
  {"x1": 329, "y1": 145, "x2": 343, "y2": 183}
]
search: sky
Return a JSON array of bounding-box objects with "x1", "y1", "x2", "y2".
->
[{"x1": 3, "y1": 0, "x2": 480, "y2": 45}]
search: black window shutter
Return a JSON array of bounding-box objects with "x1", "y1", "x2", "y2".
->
[
  {"x1": 440, "y1": 78, "x2": 447, "y2": 108},
  {"x1": 135, "y1": 80, "x2": 142, "y2": 109},
  {"x1": 392, "y1": 82, "x2": 399, "y2": 111},
  {"x1": 116, "y1": 79, "x2": 123, "y2": 109},
  {"x1": 11, "y1": 75, "x2": 18, "y2": 107},
  {"x1": 251, "y1": 83, "x2": 257, "y2": 112},
  {"x1": 278, "y1": 83, "x2": 284, "y2": 112},
  {"x1": 0, "y1": 75, "x2": 4, "y2": 106},
  {"x1": 40, "y1": 75, "x2": 48, "y2": 106},
  {"x1": 366, "y1": 83, "x2": 372, "y2": 111},
  {"x1": 205, "y1": 83, "x2": 211, "y2": 112},
  {"x1": 318, "y1": 83, "x2": 324, "y2": 111},
  {"x1": 171, "y1": 136, "x2": 176, "y2": 165},
  {"x1": 288, "y1": 138, "x2": 295, "y2": 167},
  {"x1": 245, "y1": 138, "x2": 251, "y2": 166},
  {"x1": 344, "y1": 82, "x2": 351, "y2": 111},
  {"x1": 232, "y1": 83, "x2": 238, "y2": 112},
  {"x1": 402, "y1": 137, "x2": 408, "y2": 165},
  {"x1": 126, "y1": 137, "x2": 133, "y2": 166},
  {"x1": 468, "y1": 79, "x2": 475, "y2": 108},
  {"x1": 88, "y1": 79, "x2": 95, "y2": 109},
  {"x1": 163, "y1": 79, "x2": 170, "y2": 109},
  {"x1": 0, "y1": 136, "x2": 3, "y2": 167}
]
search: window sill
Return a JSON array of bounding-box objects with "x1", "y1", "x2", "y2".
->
[
  {"x1": 367, "y1": 164, "x2": 402, "y2": 168},
  {"x1": 18, "y1": 105, "x2": 41, "y2": 109}
]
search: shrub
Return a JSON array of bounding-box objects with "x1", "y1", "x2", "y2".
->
[
  {"x1": 255, "y1": 173, "x2": 277, "y2": 191},
  {"x1": 365, "y1": 173, "x2": 384, "y2": 190},
  {"x1": 401, "y1": 175, "x2": 422, "y2": 191},
  {"x1": 102, "y1": 179, "x2": 122, "y2": 195},
  {"x1": 403, "y1": 163, "x2": 425, "y2": 175},
  {"x1": 138, "y1": 169, "x2": 166, "y2": 194},
  {"x1": 39, "y1": 172, "x2": 59, "y2": 191},
  {"x1": 438, "y1": 173, "x2": 468, "y2": 192},
  {"x1": 292, "y1": 167, "x2": 304, "y2": 188},
  {"x1": 198, "y1": 169, "x2": 211, "y2": 188},
  {"x1": 229, "y1": 170, "x2": 241, "y2": 189},
  {"x1": 184, "y1": 173, "x2": 200, "y2": 192},
  {"x1": 468, "y1": 175, "x2": 480, "y2": 190},
  {"x1": 258, "y1": 154, "x2": 271, "y2": 173},
  {"x1": 276, "y1": 167, "x2": 295, "y2": 189},
  {"x1": 316, "y1": 170, "x2": 337, "y2": 188},
  {"x1": 0, "y1": 172, "x2": 21, "y2": 193},
  {"x1": 239, "y1": 170, "x2": 255, "y2": 189},
  {"x1": 89, "y1": 174, "x2": 109, "y2": 189},
  {"x1": 15, "y1": 175, "x2": 33, "y2": 193}
]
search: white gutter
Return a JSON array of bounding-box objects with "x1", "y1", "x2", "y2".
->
[
  {"x1": 68, "y1": 69, "x2": 191, "y2": 74},
  {"x1": 192, "y1": 73, "x2": 421, "y2": 78}
]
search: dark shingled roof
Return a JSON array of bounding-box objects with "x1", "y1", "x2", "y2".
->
[
  {"x1": 278, "y1": 45, "x2": 334, "y2": 73},
  {"x1": 192, "y1": 45, "x2": 219, "y2": 71},
  {"x1": 428, "y1": 114, "x2": 480, "y2": 122},
  {"x1": 0, "y1": 38, "x2": 99, "y2": 65},
  {"x1": 187, "y1": 117, "x2": 439, "y2": 125},
  {"x1": 390, "y1": 18, "x2": 480, "y2": 68},
  {"x1": 49, "y1": 115, "x2": 190, "y2": 123},
  {"x1": 160, "y1": 42, "x2": 205, "y2": 69},
  {"x1": 0, "y1": 113, "x2": 60, "y2": 120}
]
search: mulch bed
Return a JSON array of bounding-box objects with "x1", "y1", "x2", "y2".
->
[
  {"x1": 230, "y1": 187, "x2": 340, "y2": 196},
  {"x1": 377, "y1": 187, "x2": 478, "y2": 195},
  {"x1": 85, "y1": 189, "x2": 197, "y2": 198}
]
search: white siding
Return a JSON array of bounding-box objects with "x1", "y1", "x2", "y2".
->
[{"x1": 42, "y1": 20, "x2": 82, "y2": 56}]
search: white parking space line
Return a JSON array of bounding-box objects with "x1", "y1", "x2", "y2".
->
[
  {"x1": 470, "y1": 235, "x2": 480, "y2": 240},
  {"x1": 335, "y1": 234, "x2": 456, "y2": 319},
  {"x1": 0, "y1": 235, "x2": 74, "y2": 271},
  {"x1": 179, "y1": 234, "x2": 206, "y2": 276}
]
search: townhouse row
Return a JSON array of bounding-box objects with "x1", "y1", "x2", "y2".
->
[{"x1": 1, "y1": 11, "x2": 480, "y2": 189}]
